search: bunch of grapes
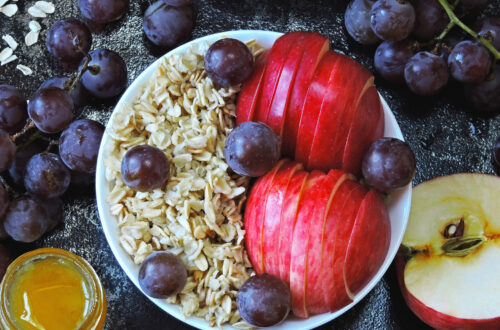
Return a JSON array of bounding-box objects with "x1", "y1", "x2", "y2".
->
[{"x1": 345, "y1": 0, "x2": 500, "y2": 113}]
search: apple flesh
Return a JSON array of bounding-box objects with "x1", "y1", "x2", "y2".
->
[{"x1": 397, "y1": 173, "x2": 500, "y2": 330}]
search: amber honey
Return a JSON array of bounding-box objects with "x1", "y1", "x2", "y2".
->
[{"x1": 0, "y1": 248, "x2": 106, "y2": 330}]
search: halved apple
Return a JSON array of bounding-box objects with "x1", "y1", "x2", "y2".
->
[{"x1": 397, "y1": 173, "x2": 500, "y2": 330}]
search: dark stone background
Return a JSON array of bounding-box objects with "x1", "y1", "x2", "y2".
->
[{"x1": 1, "y1": 1, "x2": 499, "y2": 329}]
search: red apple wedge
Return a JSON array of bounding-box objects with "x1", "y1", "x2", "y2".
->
[
  {"x1": 262, "y1": 161, "x2": 303, "y2": 276},
  {"x1": 344, "y1": 189, "x2": 390, "y2": 299},
  {"x1": 342, "y1": 85, "x2": 384, "y2": 176},
  {"x1": 307, "y1": 57, "x2": 373, "y2": 171},
  {"x1": 253, "y1": 32, "x2": 302, "y2": 123},
  {"x1": 244, "y1": 159, "x2": 287, "y2": 274},
  {"x1": 282, "y1": 33, "x2": 329, "y2": 157},
  {"x1": 305, "y1": 170, "x2": 351, "y2": 314},
  {"x1": 236, "y1": 51, "x2": 269, "y2": 125},
  {"x1": 397, "y1": 173, "x2": 500, "y2": 330},
  {"x1": 278, "y1": 170, "x2": 309, "y2": 284},
  {"x1": 294, "y1": 51, "x2": 340, "y2": 165},
  {"x1": 290, "y1": 171, "x2": 325, "y2": 318}
]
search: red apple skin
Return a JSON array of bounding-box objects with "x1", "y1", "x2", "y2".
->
[
  {"x1": 278, "y1": 170, "x2": 309, "y2": 285},
  {"x1": 307, "y1": 58, "x2": 373, "y2": 172},
  {"x1": 282, "y1": 33, "x2": 329, "y2": 157},
  {"x1": 294, "y1": 51, "x2": 340, "y2": 165},
  {"x1": 395, "y1": 255, "x2": 500, "y2": 330},
  {"x1": 244, "y1": 159, "x2": 287, "y2": 274},
  {"x1": 262, "y1": 161, "x2": 303, "y2": 276},
  {"x1": 342, "y1": 85, "x2": 384, "y2": 176},
  {"x1": 306, "y1": 170, "x2": 350, "y2": 314},
  {"x1": 236, "y1": 51, "x2": 269, "y2": 125},
  {"x1": 254, "y1": 32, "x2": 302, "y2": 124},
  {"x1": 344, "y1": 189, "x2": 390, "y2": 299},
  {"x1": 290, "y1": 170, "x2": 325, "y2": 318}
]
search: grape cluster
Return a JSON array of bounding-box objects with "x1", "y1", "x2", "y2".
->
[{"x1": 345, "y1": 0, "x2": 500, "y2": 112}]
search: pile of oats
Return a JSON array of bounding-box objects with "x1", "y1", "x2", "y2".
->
[{"x1": 104, "y1": 39, "x2": 264, "y2": 327}]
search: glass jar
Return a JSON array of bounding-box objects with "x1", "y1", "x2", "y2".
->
[{"x1": 0, "y1": 248, "x2": 106, "y2": 330}]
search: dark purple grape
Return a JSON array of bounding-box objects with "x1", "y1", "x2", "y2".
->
[
  {"x1": 80, "y1": 49, "x2": 128, "y2": 99},
  {"x1": 475, "y1": 17, "x2": 500, "y2": 51},
  {"x1": 46, "y1": 18, "x2": 92, "y2": 64},
  {"x1": 24, "y1": 153, "x2": 71, "y2": 199},
  {"x1": 138, "y1": 251, "x2": 187, "y2": 298},
  {"x1": 70, "y1": 170, "x2": 95, "y2": 187},
  {"x1": 362, "y1": 137, "x2": 416, "y2": 193},
  {"x1": 374, "y1": 39, "x2": 416, "y2": 83},
  {"x1": 404, "y1": 51, "x2": 449, "y2": 96},
  {"x1": 7, "y1": 140, "x2": 46, "y2": 187},
  {"x1": 494, "y1": 135, "x2": 500, "y2": 167},
  {"x1": 0, "y1": 223, "x2": 7, "y2": 240},
  {"x1": 4, "y1": 196, "x2": 50, "y2": 243},
  {"x1": 465, "y1": 65, "x2": 500, "y2": 113},
  {"x1": 78, "y1": 0, "x2": 130, "y2": 24},
  {"x1": 0, "y1": 85, "x2": 27, "y2": 134},
  {"x1": 143, "y1": 1, "x2": 194, "y2": 48},
  {"x1": 40, "y1": 77, "x2": 87, "y2": 110},
  {"x1": 121, "y1": 145, "x2": 170, "y2": 192},
  {"x1": 162, "y1": 0, "x2": 192, "y2": 5},
  {"x1": 224, "y1": 122, "x2": 280, "y2": 177},
  {"x1": 448, "y1": 41, "x2": 492, "y2": 84},
  {"x1": 345, "y1": 0, "x2": 380, "y2": 45},
  {"x1": 33, "y1": 197, "x2": 64, "y2": 231},
  {"x1": 205, "y1": 38, "x2": 254, "y2": 87},
  {"x1": 0, "y1": 129, "x2": 16, "y2": 172},
  {"x1": 412, "y1": 0, "x2": 449, "y2": 41},
  {"x1": 370, "y1": 0, "x2": 416, "y2": 42},
  {"x1": 237, "y1": 274, "x2": 291, "y2": 327},
  {"x1": 59, "y1": 119, "x2": 104, "y2": 173},
  {"x1": 0, "y1": 184, "x2": 7, "y2": 219},
  {"x1": 459, "y1": 0, "x2": 488, "y2": 18},
  {"x1": 0, "y1": 244, "x2": 11, "y2": 280},
  {"x1": 28, "y1": 87, "x2": 74, "y2": 134}
]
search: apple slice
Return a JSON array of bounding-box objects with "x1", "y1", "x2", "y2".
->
[
  {"x1": 253, "y1": 32, "x2": 302, "y2": 123},
  {"x1": 344, "y1": 189, "x2": 390, "y2": 299},
  {"x1": 282, "y1": 33, "x2": 329, "y2": 157},
  {"x1": 244, "y1": 159, "x2": 287, "y2": 274},
  {"x1": 305, "y1": 170, "x2": 351, "y2": 314},
  {"x1": 342, "y1": 85, "x2": 384, "y2": 176},
  {"x1": 262, "y1": 161, "x2": 303, "y2": 276},
  {"x1": 278, "y1": 170, "x2": 309, "y2": 285},
  {"x1": 290, "y1": 170, "x2": 325, "y2": 318},
  {"x1": 397, "y1": 173, "x2": 500, "y2": 329},
  {"x1": 294, "y1": 51, "x2": 340, "y2": 165},
  {"x1": 236, "y1": 51, "x2": 269, "y2": 124},
  {"x1": 307, "y1": 56, "x2": 373, "y2": 171}
]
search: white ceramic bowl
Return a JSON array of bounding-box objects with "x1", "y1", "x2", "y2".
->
[{"x1": 96, "y1": 30, "x2": 411, "y2": 330}]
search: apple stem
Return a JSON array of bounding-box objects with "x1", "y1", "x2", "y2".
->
[
  {"x1": 437, "y1": 0, "x2": 500, "y2": 60},
  {"x1": 442, "y1": 235, "x2": 487, "y2": 257}
]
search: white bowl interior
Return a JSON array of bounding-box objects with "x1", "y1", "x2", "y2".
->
[{"x1": 96, "y1": 30, "x2": 411, "y2": 330}]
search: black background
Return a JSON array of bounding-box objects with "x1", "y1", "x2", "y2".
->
[{"x1": 1, "y1": 0, "x2": 499, "y2": 329}]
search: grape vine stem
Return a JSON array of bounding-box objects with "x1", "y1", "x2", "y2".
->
[{"x1": 438, "y1": 0, "x2": 500, "y2": 60}]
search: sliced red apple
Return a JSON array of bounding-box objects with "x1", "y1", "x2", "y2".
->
[
  {"x1": 294, "y1": 51, "x2": 340, "y2": 165},
  {"x1": 342, "y1": 85, "x2": 384, "y2": 176},
  {"x1": 307, "y1": 56, "x2": 373, "y2": 171},
  {"x1": 397, "y1": 173, "x2": 500, "y2": 330},
  {"x1": 253, "y1": 32, "x2": 302, "y2": 123},
  {"x1": 305, "y1": 170, "x2": 350, "y2": 314},
  {"x1": 236, "y1": 51, "x2": 269, "y2": 125},
  {"x1": 262, "y1": 161, "x2": 303, "y2": 276},
  {"x1": 282, "y1": 33, "x2": 329, "y2": 157},
  {"x1": 278, "y1": 170, "x2": 309, "y2": 285},
  {"x1": 290, "y1": 170, "x2": 325, "y2": 318},
  {"x1": 244, "y1": 159, "x2": 287, "y2": 274},
  {"x1": 344, "y1": 189, "x2": 390, "y2": 299}
]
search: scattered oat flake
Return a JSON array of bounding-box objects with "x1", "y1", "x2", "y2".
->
[
  {"x1": 25, "y1": 30, "x2": 39, "y2": 46},
  {"x1": 0, "y1": 4, "x2": 18, "y2": 17},
  {"x1": 0, "y1": 47, "x2": 13, "y2": 62},
  {"x1": 34, "y1": 1, "x2": 55, "y2": 14},
  {"x1": 16, "y1": 64, "x2": 33, "y2": 75},
  {"x1": 2, "y1": 35, "x2": 18, "y2": 50},
  {"x1": 1, "y1": 54, "x2": 17, "y2": 66},
  {"x1": 27, "y1": 5, "x2": 46, "y2": 17},
  {"x1": 0, "y1": 0, "x2": 9, "y2": 7},
  {"x1": 29, "y1": 20, "x2": 42, "y2": 32}
]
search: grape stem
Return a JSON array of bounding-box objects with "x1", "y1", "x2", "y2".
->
[
  {"x1": 68, "y1": 51, "x2": 91, "y2": 95},
  {"x1": 438, "y1": 0, "x2": 500, "y2": 60}
]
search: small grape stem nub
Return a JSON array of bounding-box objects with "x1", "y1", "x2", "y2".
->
[{"x1": 10, "y1": 120, "x2": 35, "y2": 142}]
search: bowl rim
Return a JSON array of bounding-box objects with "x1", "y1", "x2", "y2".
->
[{"x1": 95, "y1": 29, "x2": 412, "y2": 330}]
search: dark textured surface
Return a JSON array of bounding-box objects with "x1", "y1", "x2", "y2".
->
[{"x1": 0, "y1": 1, "x2": 499, "y2": 329}]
